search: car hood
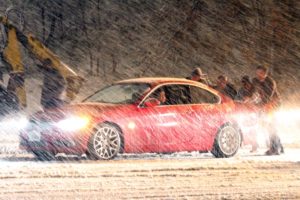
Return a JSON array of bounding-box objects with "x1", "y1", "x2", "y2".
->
[{"x1": 30, "y1": 103, "x2": 130, "y2": 122}]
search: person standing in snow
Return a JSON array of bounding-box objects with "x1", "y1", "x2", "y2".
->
[
  {"x1": 236, "y1": 75, "x2": 261, "y2": 152},
  {"x1": 39, "y1": 59, "x2": 66, "y2": 109},
  {"x1": 252, "y1": 65, "x2": 284, "y2": 155},
  {"x1": 0, "y1": 78, "x2": 19, "y2": 116},
  {"x1": 214, "y1": 75, "x2": 237, "y2": 100},
  {"x1": 236, "y1": 75, "x2": 260, "y2": 104}
]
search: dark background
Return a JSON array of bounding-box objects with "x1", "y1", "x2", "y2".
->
[{"x1": 0, "y1": 0, "x2": 299, "y2": 103}]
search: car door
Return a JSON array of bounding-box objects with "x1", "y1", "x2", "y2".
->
[
  {"x1": 185, "y1": 85, "x2": 227, "y2": 151},
  {"x1": 139, "y1": 84, "x2": 196, "y2": 153}
]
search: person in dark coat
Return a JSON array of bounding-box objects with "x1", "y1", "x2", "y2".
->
[
  {"x1": 236, "y1": 75, "x2": 261, "y2": 152},
  {"x1": 39, "y1": 59, "x2": 65, "y2": 109},
  {"x1": 236, "y1": 75, "x2": 260, "y2": 104},
  {"x1": 252, "y1": 65, "x2": 283, "y2": 155},
  {"x1": 186, "y1": 67, "x2": 209, "y2": 85},
  {"x1": 215, "y1": 75, "x2": 237, "y2": 100},
  {"x1": 0, "y1": 83, "x2": 19, "y2": 117},
  {"x1": 252, "y1": 67, "x2": 281, "y2": 107}
]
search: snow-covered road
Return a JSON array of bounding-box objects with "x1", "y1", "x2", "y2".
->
[{"x1": 0, "y1": 149, "x2": 299, "y2": 199}]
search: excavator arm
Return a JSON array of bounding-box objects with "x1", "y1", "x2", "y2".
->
[
  {"x1": 20, "y1": 32, "x2": 84, "y2": 102},
  {"x1": 0, "y1": 15, "x2": 84, "y2": 108},
  {"x1": 0, "y1": 16, "x2": 26, "y2": 108}
]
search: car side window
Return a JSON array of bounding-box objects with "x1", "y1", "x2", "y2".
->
[
  {"x1": 146, "y1": 85, "x2": 191, "y2": 106},
  {"x1": 147, "y1": 87, "x2": 163, "y2": 101},
  {"x1": 164, "y1": 85, "x2": 190, "y2": 105},
  {"x1": 189, "y1": 86, "x2": 220, "y2": 104}
]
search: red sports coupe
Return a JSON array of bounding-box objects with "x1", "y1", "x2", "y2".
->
[{"x1": 20, "y1": 78, "x2": 256, "y2": 160}]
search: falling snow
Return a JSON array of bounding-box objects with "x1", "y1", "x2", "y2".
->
[{"x1": 0, "y1": 1, "x2": 299, "y2": 199}]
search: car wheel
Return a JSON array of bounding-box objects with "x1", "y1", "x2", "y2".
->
[
  {"x1": 211, "y1": 124, "x2": 241, "y2": 158},
  {"x1": 32, "y1": 150, "x2": 56, "y2": 161},
  {"x1": 87, "y1": 123, "x2": 122, "y2": 160}
]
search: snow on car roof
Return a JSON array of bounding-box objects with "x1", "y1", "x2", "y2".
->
[
  {"x1": 117, "y1": 77, "x2": 221, "y2": 98},
  {"x1": 117, "y1": 77, "x2": 204, "y2": 85}
]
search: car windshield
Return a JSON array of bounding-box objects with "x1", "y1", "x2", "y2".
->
[{"x1": 84, "y1": 83, "x2": 151, "y2": 104}]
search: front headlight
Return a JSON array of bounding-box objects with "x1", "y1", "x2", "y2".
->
[
  {"x1": 0, "y1": 115, "x2": 29, "y2": 131},
  {"x1": 55, "y1": 116, "x2": 90, "y2": 131}
]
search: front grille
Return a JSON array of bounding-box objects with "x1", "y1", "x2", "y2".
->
[
  {"x1": 26, "y1": 121, "x2": 55, "y2": 135},
  {"x1": 22, "y1": 141, "x2": 46, "y2": 147}
]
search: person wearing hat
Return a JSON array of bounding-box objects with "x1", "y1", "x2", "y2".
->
[{"x1": 186, "y1": 67, "x2": 209, "y2": 85}]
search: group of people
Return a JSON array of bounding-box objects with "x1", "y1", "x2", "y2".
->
[{"x1": 187, "y1": 66, "x2": 283, "y2": 156}]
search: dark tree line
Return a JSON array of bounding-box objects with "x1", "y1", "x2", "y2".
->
[{"x1": 0, "y1": 0, "x2": 298, "y2": 92}]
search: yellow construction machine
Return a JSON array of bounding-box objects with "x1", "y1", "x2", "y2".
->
[{"x1": 0, "y1": 7, "x2": 83, "y2": 113}]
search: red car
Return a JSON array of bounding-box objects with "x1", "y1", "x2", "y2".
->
[{"x1": 20, "y1": 78, "x2": 247, "y2": 160}]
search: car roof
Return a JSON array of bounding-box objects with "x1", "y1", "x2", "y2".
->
[
  {"x1": 116, "y1": 77, "x2": 227, "y2": 104},
  {"x1": 117, "y1": 77, "x2": 205, "y2": 87},
  {"x1": 116, "y1": 77, "x2": 221, "y2": 97}
]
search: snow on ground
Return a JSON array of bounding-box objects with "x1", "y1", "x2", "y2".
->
[
  {"x1": 0, "y1": 149, "x2": 300, "y2": 200},
  {"x1": 0, "y1": 148, "x2": 300, "y2": 199}
]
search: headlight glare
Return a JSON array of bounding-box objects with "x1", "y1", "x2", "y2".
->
[{"x1": 55, "y1": 116, "x2": 90, "y2": 131}]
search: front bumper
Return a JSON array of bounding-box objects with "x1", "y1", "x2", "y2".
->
[{"x1": 19, "y1": 124, "x2": 90, "y2": 154}]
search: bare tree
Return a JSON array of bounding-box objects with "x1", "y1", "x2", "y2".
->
[
  {"x1": 139, "y1": 0, "x2": 207, "y2": 76},
  {"x1": 96, "y1": 0, "x2": 102, "y2": 76},
  {"x1": 111, "y1": 54, "x2": 117, "y2": 73},
  {"x1": 77, "y1": 0, "x2": 94, "y2": 75}
]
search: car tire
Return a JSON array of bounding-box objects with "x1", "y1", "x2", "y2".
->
[
  {"x1": 32, "y1": 150, "x2": 56, "y2": 161},
  {"x1": 211, "y1": 123, "x2": 241, "y2": 158},
  {"x1": 87, "y1": 123, "x2": 122, "y2": 160}
]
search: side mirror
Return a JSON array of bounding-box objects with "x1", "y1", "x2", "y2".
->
[{"x1": 144, "y1": 98, "x2": 160, "y2": 107}]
